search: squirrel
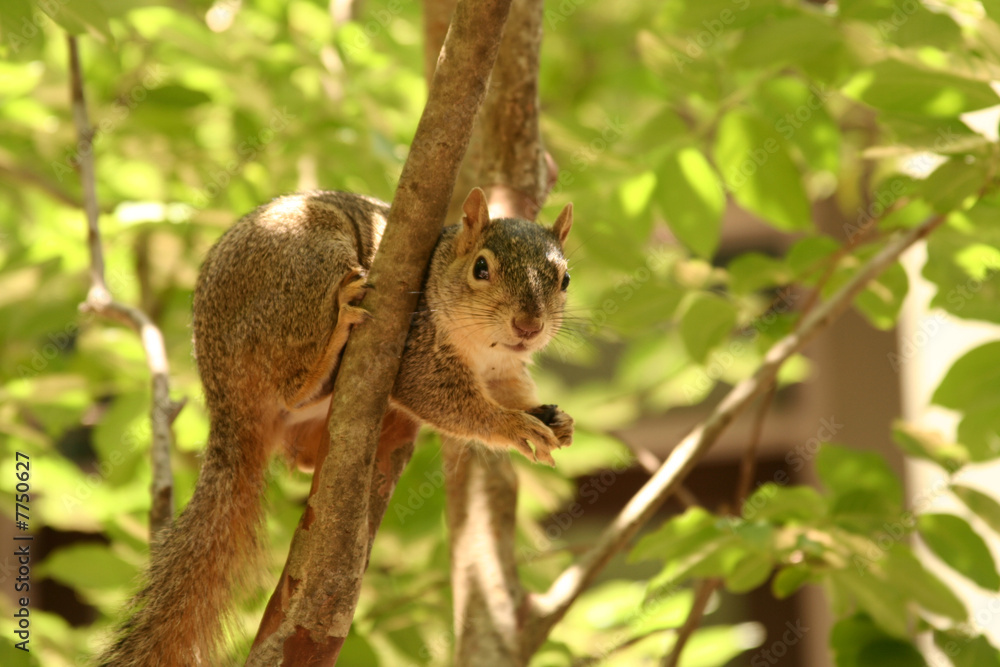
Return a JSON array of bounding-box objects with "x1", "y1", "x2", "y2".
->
[{"x1": 100, "y1": 187, "x2": 574, "y2": 665}]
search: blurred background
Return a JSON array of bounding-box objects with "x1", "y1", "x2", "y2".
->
[{"x1": 2, "y1": 0, "x2": 1000, "y2": 665}]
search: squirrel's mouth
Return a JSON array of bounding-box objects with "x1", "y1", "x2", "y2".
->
[{"x1": 504, "y1": 342, "x2": 530, "y2": 353}]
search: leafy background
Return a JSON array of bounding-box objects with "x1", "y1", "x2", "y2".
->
[{"x1": 2, "y1": 0, "x2": 1000, "y2": 665}]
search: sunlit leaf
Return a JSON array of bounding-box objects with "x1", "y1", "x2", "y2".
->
[
  {"x1": 918, "y1": 513, "x2": 1000, "y2": 590},
  {"x1": 714, "y1": 110, "x2": 812, "y2": 231}
]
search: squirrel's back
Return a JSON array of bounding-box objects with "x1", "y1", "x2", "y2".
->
[{"x1": 194, "y1": 191, "x2": 389, "y2": 411}]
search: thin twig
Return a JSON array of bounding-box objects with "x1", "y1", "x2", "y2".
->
[
  {"x1": 522, "y1": 212, "x2": 946, "y2": 654},
  {"x1": 0, "y1": 162, "x2": 93, "y2": 211},
  {"x1": 66, "y1": 35, "x2": 180, "y2": 538},
  {"x1": 662, "y1": 382, "x2": 777, "y2": 667},
  {"x1": 660, "y1": 578, "x2": 719, "y2": 667},
  {"x1": 735, "y1": 384, "x2": 777, "y2": 509},
  {"x1": 625, "y1": 441, "x2": 702, "y2": 509},
  {"x1": 572, "y1": 627, "x2": 674, "y2": 667}
]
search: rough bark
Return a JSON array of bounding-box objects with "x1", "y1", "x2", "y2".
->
[
  {"x1": 437, "y1": 0, "x2": 548, "y2": 664},
  {"x1": 245, "y1": 0, "x2": 513, "y2": 663},
  {"x1": 444, "y1": 443, "x2": 524, "y2": 665}
]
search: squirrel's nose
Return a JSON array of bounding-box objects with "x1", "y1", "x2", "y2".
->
[{"x1": 512, "y1": 316, "x2": 543, "y2": 340}]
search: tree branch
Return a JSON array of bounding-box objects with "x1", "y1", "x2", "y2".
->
[
  {"x1": 67, "y1": 35, "x2": 180, "y2": 538},
  {"x1": 522, "y1": 212, "x2": 947, "y2": 653},
  {"x1": 433, "y1": 1, "x2": 547, "y2": 665},
  {"x1": 0, "y1": 161, "x2": 85, "y2": 210},
  {"x1": 245, "y1": 0, "x2": 514, "y2": 662},
  {"x1": 661, "y1": 578, "x2": 719, "y2": 667},
  {"x1": 662, "y1": 384, "x2": 775, "y2": 667}
]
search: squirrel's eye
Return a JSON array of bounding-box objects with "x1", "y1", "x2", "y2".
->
[
  {"x1": 473, "y1": 256, "x2": 490, "y2": 281},
  {"x1": 561, "y1": 272, "x2": 570, "y2": 291}
]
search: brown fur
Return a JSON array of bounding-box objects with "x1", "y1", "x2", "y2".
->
[{"x1": 99, "y1": 189, "x2": 573, "y2": 665}]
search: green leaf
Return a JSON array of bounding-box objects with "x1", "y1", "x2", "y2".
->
[
  {"x1": 143, "y1": 85, "x2": 213, "y2": 108},
  {"x1": 630, "y1": 507, "x2": 725, "y2": 564},
  {"x1": 830, "y1": 569, "x2": 910, "y2": 638},
  {"x1": 957, "y1": 409, "x2": 1000, "y2": 462},
  {"x1": 857, "y1": 640, "x2": 926, "y2": 667},
  {"x1": 618, "y1": 170, "x2": 657, "y2": 218},
  {"x1": 742, "y1": 483, "x2": 826, "y2": 523},
  {"x1": 41, "y1": 0, "x2": 114, "y2": 43},
  {"x1": 829, "y1": 489, "x2": 903, "y2": 535},
  {"x1": 888, "y1": 5, "x2": 962, "y2": 50},
  {"x1": 844, "y1": 59, "x2": 1000, "y2": 117},
  {"x1": 849, "y1": 256, "x2": 909, "y2": 330},
  {"x1": 753, "y1": 76, "x2": 840, "y2": 174},
  {"x1": 918, "y1": 513, "x2": 1000, "y2": 590},
  {"x1": 656, "y1": 148, "x2": 724, "y2": 259},
  {"x1": 831, "y1": 613, "x2": 925, "y2": 667},
  {"x1": 772, "y1": 564, "x2": 812, "y2": 599},
  {"x1": 338, "y1": 630, "x2": 379, "y2": 666},
  {"x1": 884, "y1": 545, "x2": 967, "y2": 622},
  {"x1": 932, "y1": 341, "x2": 1000, "y2": 414},
  {"x1": 634, "y1": 107, "x2": 690, "y2": 155},
  {"x1": 984, "y1": 0, "x2": 1000, "y2": 24},
  {"x1": 37, "y1": 543, "x2": 137, "y2": 590},
  {"x1": 732, "y1": 14, "x2": 843, "y2": 74},
  {"x1": 816, "y1": 444, "x2": 903, "y2": 513},
  {"x1": 714, "y1": 110, "x2": 812, "y2": 231},
  {"x1": 787, "y1": 235, "x2": 840, "y2": 281},
  {"x1": 920, "y1": 157, "x2": 989, "y2": 213},
  {"x1": 0, "y1": 0, "x2": 35, "y2": 54},
  {"x1": 923, "y1": 203, "x2": 1000, "y2": 324},
  {"x1": 830, "y1": 614, "x2": 884, "y2": 667},
  {"x1": 727, "y1": 252, "x2": 791, "y2": 295},
  {"x1": 952, "y1": 485, "x2": 1000, "y2": 537},
  {"x1": 892, "y1": 421, "x2": 967, "y2": 473},
  {"x1": 724, "y1": 551, "x2": 773, "y2": 593},
  {"x1": 680, "y1": 294, "x2": 737, "y2": 364},
  {"x1": 933, "y1": 631, "x2": 1000, "y2": 667}
]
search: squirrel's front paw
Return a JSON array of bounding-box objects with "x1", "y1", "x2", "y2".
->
[
  {"x1": 527, "y1": 404, "x2": 573, "y2": 450},
  {"x1": 509, "y1": 411, "x2": 561, "y2": 466},
  {"x1": 337, "y1": 267, "x2": 373, "y2": 326}
]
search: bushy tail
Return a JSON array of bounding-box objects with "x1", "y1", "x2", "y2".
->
[{"x1": 99, "y1": 420, "x2": 268, "y2": 666}]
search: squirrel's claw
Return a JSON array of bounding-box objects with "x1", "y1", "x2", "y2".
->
[
  {"x1": 529, "y1": 404, "x2": 573, "y2": 450},
  {"x1": 337, "y1": 268, "x2": 373, "y2": 325}
]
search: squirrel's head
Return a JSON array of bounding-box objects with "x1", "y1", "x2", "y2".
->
[{"x1": 433, "y1": 187, "x2": 573, "y2": 356}]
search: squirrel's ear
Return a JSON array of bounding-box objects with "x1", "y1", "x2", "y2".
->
[
  {"x1": 457, "y1": 187, "x2": 491, "y2": 256},
  {"x1": 551, "y1": 202, "x2": 573, "y2": 248}
]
